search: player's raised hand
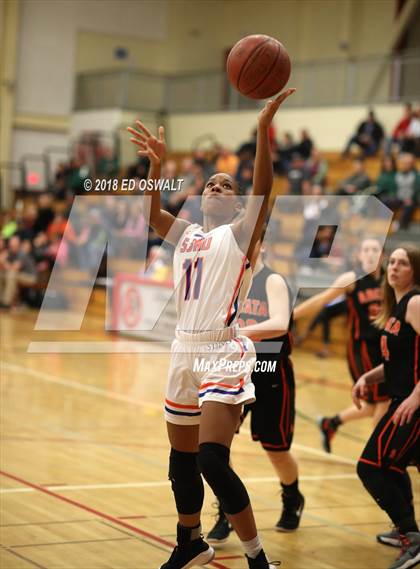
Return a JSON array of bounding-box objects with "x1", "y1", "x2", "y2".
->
[
  {"x1": 258, "y1": 87, "x2": 295, "y2": 129},
  {"x1": 126, "y1": 121, "x2": 166, "y2": 165}
]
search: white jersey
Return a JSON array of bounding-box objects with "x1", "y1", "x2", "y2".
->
[{"x1": 173, "y1": 223, "x2": 252, "y2": 332}]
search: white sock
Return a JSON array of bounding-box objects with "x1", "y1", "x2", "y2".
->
[{"x1": 241, "y1": 535, "x2": 263, "y2": 559}]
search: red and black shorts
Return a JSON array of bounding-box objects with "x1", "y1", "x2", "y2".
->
[
  {"x1": 359, "y1": 398, "x2": 420, "y2": 473},
  {"x1": 347, "y1": 338, "x2": 389, "y2": 403},
  {"x1": 242, "y1": 356, "x2": 295, "y2": 452}
]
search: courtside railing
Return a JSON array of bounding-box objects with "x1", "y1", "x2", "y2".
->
[{"x1": 74, "y1": 50, "x2": 420, "y2": 112}]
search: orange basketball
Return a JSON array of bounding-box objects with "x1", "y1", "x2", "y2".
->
[{"x1": 226, "y1": 34, "x2": 291, "y2": 100}]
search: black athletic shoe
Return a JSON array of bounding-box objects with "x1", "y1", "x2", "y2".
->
[
  {"x1": 377, "y1": 528, "x2": 402, "y2": 548},
  {"x1": 160, "y1": 537, "x2": 215, "y2": 569},
  {"x1": 246, "y1": 549, "x2": 281, "y2": 568},
  {"x1": 276, "y1": 491, "x2": 305, "y2": 532},
  {"x1": 318, "y1": 416, "x2": 337, "y2": 453},
  {"x1": 207, "y1": 505, "x2": 232, "y2": 545}
]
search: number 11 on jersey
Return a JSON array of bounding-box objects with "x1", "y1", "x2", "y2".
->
[{"x1": 183, "y1": 257, "x2": 204, "y2": 300}]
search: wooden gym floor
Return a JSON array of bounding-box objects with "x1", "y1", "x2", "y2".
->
[{"x1": 1, "y1": 310, "x2": 418, "y2": 569}]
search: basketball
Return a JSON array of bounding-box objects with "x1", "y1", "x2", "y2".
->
[{"x1": 226, "y1": 34, "x2": 291, "y2": 99}]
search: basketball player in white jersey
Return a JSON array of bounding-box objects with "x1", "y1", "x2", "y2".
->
[{"x1": 127, "y1": 87, "x2": 295, "y2": 569}]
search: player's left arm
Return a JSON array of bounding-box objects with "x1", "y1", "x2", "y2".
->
[
  {"x1": 393, "y1": 295, "x2": 420, "y2": 426},
  {"x1": 232, "y1": 88, "x2": 295, "y2": 260},
  {"x1": 240, "y1": 274, "x2": 290, "y2": 341}
]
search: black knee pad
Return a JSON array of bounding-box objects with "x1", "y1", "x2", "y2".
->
[
  {"x1": 169, "y1": 448, "x2": 204, "y2": 515},
  {"x1": 198, "y1": 442, "x2": 249, "y2": 515}
]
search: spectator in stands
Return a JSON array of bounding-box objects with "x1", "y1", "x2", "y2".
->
[
  {"x1": 375, "y1": 155, "x2": 397, "y2": 201},
  {"x1": 16, "y1": 204, "x2": 38, "y2": 241},
  {"x1": 1, "y1": 212, "x2": 17, "y2": 239},
  {"x1": 68, "y1": 158, "x2": 90, "y2": 195},
  {"x1": 306, "y1": 149, "x2": 328, "y2": 187},
  {"x1": 237, "y1": 128, "x2": 257, "y2": 160},
  {"x1": 295, "y1": 129, "x2": 313, "y2": 160},
  {"x1": 32, "y1": 232, "x2": 54, "y2": 271},
  {"x1": 161, "y1": 159, "x2": 178, "y2": 209},
  {"x1": 385, "y1": 102, "x2": 413, "y2": 155},
  {"x1": 77, "y1": 209, "x2": 107, "y2": 274},
  {"x1": 287, "y1": 153, "x2": 308, "y2": 195},
  {"x1": 343, "y1": 110, "x2": 384, "y2": 157},
  {"x1": 214, "y1": 144, "x2": 239, "y2": 176},
  {"x1": 0, "y1": 236, "x2": 37, "y2": 309},
  {"x1": 47, "y1": 213, "x2": 67, "y2": 242},
  {"x1": 273, "y1": 131, "x2": 295, "y2": 173},
  {"x1": 176, "y1": 164, "x2": 205, "y2": 224},
  {"x1": 126, "y1": 156, "x2": 149, "y2": 180},
  {"x1": 168, "y1": 160, "x2": 204, "y2": 215},
  {"x1": 389, "y1": 154, "x2": 420, "y2": 230},
  {"x1": 33, "y1": 193, "x2": 55, "y2": 235},
  {"x1": 402, "y1": 104, "x2": 420, "y2": 157},
  {"x1": 97, "y1": 147, "x2": 118, "y2": 179},
  {"x1": 193, "y1": 148, "x2": 214, "y2": 179},
  {"x1": 337, "y1": 158, "x2": 371, "y2": 195},
  {"x1": 235, "y1": 158, "x2": 254, "y2": 193},
  {"x1": 295, "y1": 298, "x2": 347, "y2": 358}
]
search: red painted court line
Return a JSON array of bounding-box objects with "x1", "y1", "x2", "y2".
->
[{"x1": 0, "y1": 470, "x2": 229, "y2": 569}]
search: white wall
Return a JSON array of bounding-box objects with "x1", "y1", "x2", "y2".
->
[
  {"x1": 167, "y1": 104, "x2": 406, "y2": 152},
  {"x1": 15, "y1": 0, "x2": 168, "y2": 116}
]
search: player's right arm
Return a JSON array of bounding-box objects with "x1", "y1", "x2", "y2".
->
[
  {"x1": 240, "y1": 273, "x2": 290, "y2": 341},
  {"x1": 126, "y1": 120, "x2": 190, "y2": 245},
  {"x1": 293, "y1": 270, "x2": 356, "y2": 320}
]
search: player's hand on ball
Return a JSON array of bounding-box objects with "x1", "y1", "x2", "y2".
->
[
  {"x1": 352, "y1": 375, "x2": 367, "y2": 409},
  {"x1": 393, "y1": 392, "x2": 420, "y2": 426},
  {"x1": 126, "y1": 121, "x2": 166, "y2": 165},
  {"x1": 258, "y1": 88, "x2": 295, "y2": 129}
]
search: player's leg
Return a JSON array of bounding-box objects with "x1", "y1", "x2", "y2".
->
[
  {"x1": 319, "y1": 339, "x2": 375, "y2": 453},
  {"x1": 255, "y1": 358, "x2": 304, "y2": 531},
  {"x1": 161, "y1": 422, "x2": 215, "y2": 569},
  {"x1": 372, "y1": 399, "x2": 391, "y2": 426},
  {"x1": 356, "y1": 402, "x2": 420, "y2": 567},
  {"x1": 198, "y1": 401, "x2": 277, "y2": 567},
  {"x1": 161, "y1": 341, "x2": 214, "y2": 569}
]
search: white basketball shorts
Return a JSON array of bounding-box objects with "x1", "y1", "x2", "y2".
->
[{"x1": 165, "y1": 330, "x2": 256, "y2": 425}]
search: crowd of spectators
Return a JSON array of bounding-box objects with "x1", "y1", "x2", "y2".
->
[{"x1": 1, "y1": 103, "x2": 419, "y2": 310}]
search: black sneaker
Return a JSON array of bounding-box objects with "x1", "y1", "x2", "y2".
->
[
  {"x1": 276, "y1": 491, "x2": 305, "y2": 532},
  {"x1": 207, "y1": 503, "x2": 232, "y2": 545},
  {"x1": 318, "y1": 416, "x2": 337, "y2": 453},
  {"x1": 246, "y1": 549, "x2": 281, "y2": 568},
  {"x1": 160, "y1": 537, "x2": 215, "y2": 569},
  {"x1": 377, "y1": 527, "x2": 402, "y2": 548}
]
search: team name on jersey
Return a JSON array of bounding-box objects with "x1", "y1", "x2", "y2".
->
[
  {"x1": 384, "y1": 317, "x2": 401, "y2": 336},
  {"x1": 242, "y1": 299, "x2": 269, "y2": 317},
  {"x1": 357, "y1": 288, "x2": 382, "y2": 304},
  {"x1": 179, "y1": 236, "x2": 213, "y2": 254}
]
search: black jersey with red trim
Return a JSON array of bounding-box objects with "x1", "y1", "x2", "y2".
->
[
  {"x1": 238, "y1": 265, "x2": 292, "y2": 359},
  {"x1": 347, "y1": 271, "x2": 383, "y2": 342},
  {"x1": 381, "y1": 290, "x2": 420, "y2": 400}
]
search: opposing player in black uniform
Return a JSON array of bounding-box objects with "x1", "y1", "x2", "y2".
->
[
  {"x1": 353, "y1": 245, "x2": 420, "y2": 569},
  {"x1": 294, "y1": 238, "x2": 390, "y2": 452},
  {"x1": 207, "y1": 239, "x2": 304, "y2": 545}
]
